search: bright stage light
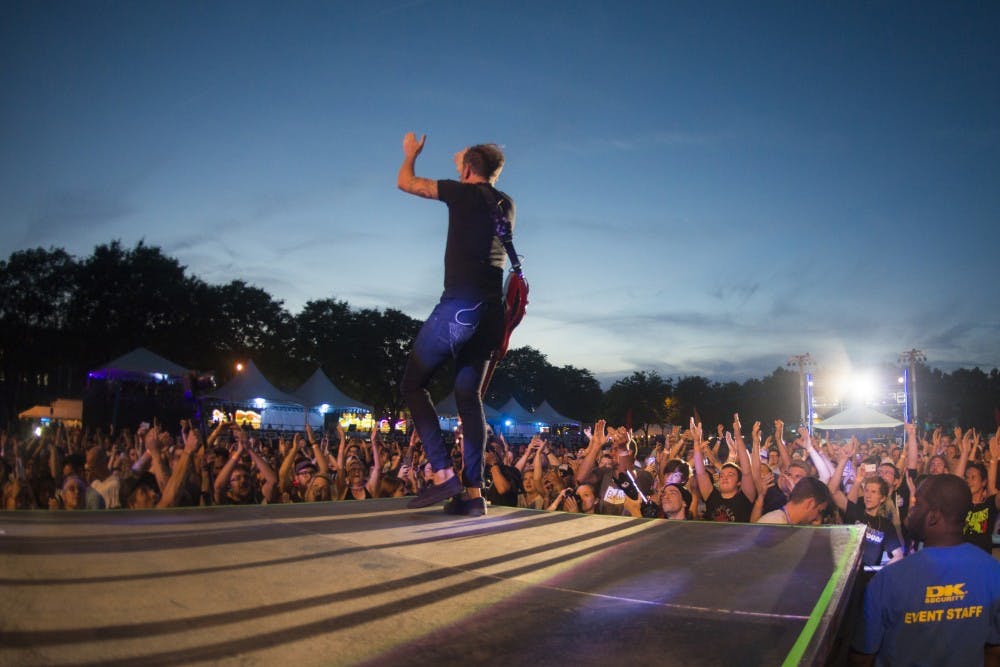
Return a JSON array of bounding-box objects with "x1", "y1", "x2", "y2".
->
[
  {"x1": 253, "y1": 397, "x2": 266, "y2": 409},
  {"x1": 236, "y1": 362, "x2": 244, "y2": 372},
  {"x1": 849, "y1": 374, "x2": 877, "y2": 404}
]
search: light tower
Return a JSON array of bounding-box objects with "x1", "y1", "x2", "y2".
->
[
  {"x1": 787, "y1": 353, "x2": 815, "y2": 432},
  {"x1": 898, "y1": 348, "x2": 926, "y2": 425}
]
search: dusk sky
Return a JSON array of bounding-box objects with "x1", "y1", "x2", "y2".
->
[{"x1": 2, "y1": 1, "x2": 998, "y2": 386}]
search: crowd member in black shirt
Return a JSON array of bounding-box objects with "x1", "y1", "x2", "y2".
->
[{"x1": 829, "y1": 444, "x2": 904, "y2": 569}]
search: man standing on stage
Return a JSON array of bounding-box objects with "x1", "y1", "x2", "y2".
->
[{"x1": 397, "y1": 132, "x2": 514, "y2": 516}]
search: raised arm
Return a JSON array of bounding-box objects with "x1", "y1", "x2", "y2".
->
[
  {"x1": 691, "y1": 419, "x2": 715, "y2": 502},
  {"x1": 803, "y1": 430, "x2": 834, "y2": 482},
  {"x1": 158, "y1": 427, "x2": 200, "y2": 508},
  {"x1": 366, "y1": 428, "x2": 382, "y2": 497},
  {"x1": 732, "y1": 414, "x2": 757, "y2": 502},
  {"x1": 397, "y1": 132, "x2": 439, "y2": 199},
  {"x1": 574, "y1": 421, "x2": 605, "y2": 485},
  {"x1": 486, "y1": 447, "x2": 511, "y2": 495},
  {"x1": 143, "y1": 425, "x2": 170, "y2": 493},
  {"x1": 205, "y1": 420, "x2": 226, "y2": 449},
  {"x1": 904, "y1": 422, "x2": 919, "y2": 472},
  {"x1": 989, "y1": 429, "x2": 1000, "y2": 501},
  {"x1": 954, "y1": 428, "x2": 972, "y2": 477},
  {"x1": 827, "y1": 442, "x2": 854, "y2": 513},
  {"x1": 774, "y1": 419, "x2": 792, "y2": 472},
  {"x1": 247, "y1": 437, "x2": 278, "y2": 503},
  {"x1": 514, "y1": 437, "x2": 540, "y2": 472},
  {"x1": 277, "y1": 435, "x2": 298, "y2": 494},
  {"x1": 213, "y1": 440, "x2": 243, "y2": 505}
]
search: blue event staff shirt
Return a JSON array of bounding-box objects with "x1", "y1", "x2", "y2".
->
[{"x1": 853, "y1": 543, "x2": 1000, "y2": 665}]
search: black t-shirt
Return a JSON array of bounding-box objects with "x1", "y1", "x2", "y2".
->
[
  {"x1": 704, "y1": 488, "x2": 753, "y2": 523},
  {"x1": 437, "y1": 180, "x2": 514, "y2": 300},
  {"x1": 964, "y1": 494, "x2": 998, "y2": 553},
  {"x1": 762, "y1": 485, "x2": 787, "y2": 515},
  {"x1": 845, "y1": 500, "x2": 902, "y2": 567},
  {"x1": 484, "y1": 464, "x2": 521, "y2": 507}
]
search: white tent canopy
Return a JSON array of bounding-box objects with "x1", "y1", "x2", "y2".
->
[
  {"x1": 295, "y1": 368, "x2": 370, "y2": 413},
  {"x1": 495, "y1": 397, "x2": 536, "y2": 423},
  {"x1": 531, "y1": 400, "x2": 580, "y2": 426},
  {"x1": 89, "y1": 347, "x2": 190, "y2": 381},
  {"x1": 203, "y1": 360, "x2": 302, "y2": 406},
  {"x1": 815, "y1": 406, "x2": 903, "y2": 430},
  {"x1": 19, "y1": 399, "x2": 83, "y2": 422},
  {"x1": 434, "y1": 393, "x2": 501, "y2": 421},
  {"x1": 203, "y1": 360, "x2": 314, "y2": 430}
]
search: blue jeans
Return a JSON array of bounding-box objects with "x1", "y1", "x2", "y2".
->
[{"x1": 401, "y1": 297, "x2": 503, "y2": 488}]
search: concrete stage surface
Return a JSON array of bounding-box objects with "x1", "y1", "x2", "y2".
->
[{"x1": 0, "y1": 499, "x2": 863, "y2": 666}]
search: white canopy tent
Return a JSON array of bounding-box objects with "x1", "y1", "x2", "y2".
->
[
  {"x1": 19, "y1": 399, "x2": 83, "y2": 423},
  {"x1": 202, "y1": 360, "x2": 311, "y2": 429},
  {"x1": 814, "y1": 406, "x2": 903, "y2": 431},
  {"x1": 89, "y1": 347, "x2": 190, "y2": 382},
  {"x1": 531, "y1": 400, "x2": 580, "y2": 427},
  {"x1": 433, "y1": 393, "x2": 502, "y2": 432},
  {"x1": 295, "y1": 368, "x2": 371, "y2": 414}
]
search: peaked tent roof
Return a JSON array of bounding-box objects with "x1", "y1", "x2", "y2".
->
[
  {"x1": 531, "y1": 400, "x2": 580, "y2": 425},
  {"x1": 89, "y1": 347, "x2": 190, "y2": 381},
  {"x1": 815, "y1": 406, "x2": 903, "y2": 430},
  {"x1": 202, "y1": 360, "x2": 302, "y2": 406},
  {"x1": 434, "y1": 393, "x2": 501, "y2": 420},
  {"x1": 19, "y1": 399, "x2": 83, "y2": 421},
  {"x1": 495, "y1": 397, "x2": 536, "y2": 422},
  {"x1": 294, "y1": 368, "x2": 371, "y2": 412}
]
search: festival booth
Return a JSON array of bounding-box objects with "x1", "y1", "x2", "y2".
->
[
  {"x1": 294, "y1": 368, "x2": 374, "y2": 431},
  {"x1": 813, "y1": 406, "x2": 904, "y2": 441},
  {"x1": 19, "y1": 398, "x2": 84, "y2": 429},
  {"x1": 84, "y1": 347, "x2": 193, "y2": 429},
  {"x1": 202, "y1": 360, "x2": 306, "y2": 431},
  {"x1": 433, "y1": 392, "x2": 502, "y2": 433}
]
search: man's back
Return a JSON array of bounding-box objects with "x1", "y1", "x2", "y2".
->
[{"x1": 853, "y1": 543, "x2": 1000, "y2": 665}]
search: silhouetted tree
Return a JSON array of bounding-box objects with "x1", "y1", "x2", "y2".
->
[
  {"x1": 0, "y1": 247, "x2": 78, "y2": 422},
  {"x1": 603, "y1": 371, "x2": 672, "y2": 438}
]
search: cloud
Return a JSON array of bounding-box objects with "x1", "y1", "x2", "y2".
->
[{"x1": 22, "y1": 189, "x2": 132, "y2": 248}]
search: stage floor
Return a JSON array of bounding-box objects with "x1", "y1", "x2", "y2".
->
[{"x1": 0, "y1": 499, "x2": 863, "y2": 666}]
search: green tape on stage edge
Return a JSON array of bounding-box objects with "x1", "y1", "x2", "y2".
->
[{"x1": 782, "y1": 525, "x2": 864, "y2": 667}]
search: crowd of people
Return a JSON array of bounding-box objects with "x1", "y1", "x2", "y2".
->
[
  {"x1": 3, "y1": 413, "x2": 999, "y2": 662},
  {"x1": 1, "y1": 416, "x2": 997, "y2": 546}
]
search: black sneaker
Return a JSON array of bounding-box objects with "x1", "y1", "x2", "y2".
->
[
  {"x1": 442, "y1": 495, "x2": 487, "y2": 517},
  {"x1": 406, "y1": 475, "x2": 463, "y2": 509}
]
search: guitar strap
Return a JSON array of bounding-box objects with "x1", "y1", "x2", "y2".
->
[{"x1": 478, "y1": 184, "x2": 522, "y2": 275}]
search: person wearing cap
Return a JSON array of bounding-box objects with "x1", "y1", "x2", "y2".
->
[{"x1": 757, "y1": 476, "x2": 830, "y2": 525}]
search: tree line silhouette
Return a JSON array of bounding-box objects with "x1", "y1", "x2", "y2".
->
[{"x1": 2, "y1": 241, "x2": 998, "y2": 432}]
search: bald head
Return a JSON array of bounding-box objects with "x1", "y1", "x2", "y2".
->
[
  {"x1": 906, "y1": 474, "x2": 972, "y2": 545},
  {"x1": 916, "y1": 474, "x2": 971, "y2": 527}
]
